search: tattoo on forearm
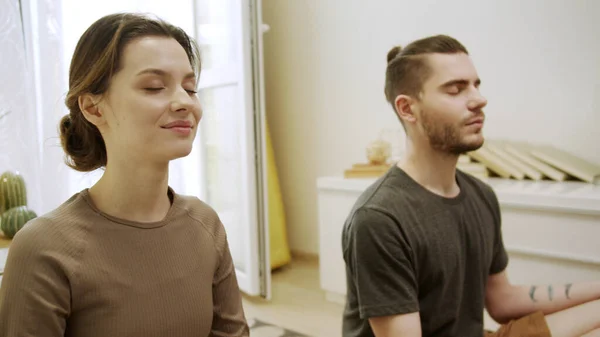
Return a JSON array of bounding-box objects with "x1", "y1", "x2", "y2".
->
[
  {"x1": 529, "y1": 286, "x2": 537, "y2": 302},
  {"x1": 548, "y1": 285, "x2": 553, "y2": 301},
  {"x1": 565, "y1": 283, "x2": 573, "y2": 299}
]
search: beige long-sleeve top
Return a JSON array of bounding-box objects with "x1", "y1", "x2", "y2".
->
[{"x1": 0, "y1": 188, "x2": 249, "y2": 336}]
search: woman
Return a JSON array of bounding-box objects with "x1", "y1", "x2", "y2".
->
[{"x1": 0, "y1": 13, "x2": 249, "y2": 337}]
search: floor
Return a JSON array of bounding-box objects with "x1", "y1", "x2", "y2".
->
[{"x1": 243, "y1": 255, "x2": 344, "y2": 337}]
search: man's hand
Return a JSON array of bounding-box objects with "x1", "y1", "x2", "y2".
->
[{"x1": 369, "y1": 312, "x2": 422, "y2": 337}]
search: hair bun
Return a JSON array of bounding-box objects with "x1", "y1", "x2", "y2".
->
[
  {"x1": 59, "y1": 114, "x2": 72, "y2": 134},
  {"x1": 59, "y1": 112, "x2": 105, "y2": 172},
  {"x1": 387, "y1": 45, "x2": 403, "y2": 63}
]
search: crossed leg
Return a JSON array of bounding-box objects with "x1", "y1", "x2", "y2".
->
[
  {"x1": 489, "y1": 299, "x2": 600, "y2": 337},
  {"x1": 545, "y1": 299, "x2": 600, "y2": 337},
  {"x1": 582, "y1": 329, "x2": 600, "y2": 337}
]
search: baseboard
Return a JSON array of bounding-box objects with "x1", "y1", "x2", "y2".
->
[{"x1": 290, "y1": 249, "x2": 319, "y2": 262}]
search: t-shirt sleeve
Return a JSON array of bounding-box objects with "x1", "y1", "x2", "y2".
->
[
  {"x1": 487, "y1": 189, "x2": 509, "y2": 275},
  {"x1": 0, "y1": 219, "x2": 70, "y2": 336},
  {"x1": 346, "y1": 207, "x2": 419, "y2": 318},
  {"x1": 211, "y1": 219, "x2": 250, "y2": 336}
]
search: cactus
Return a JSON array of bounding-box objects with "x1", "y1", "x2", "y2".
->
[
  {"x1": 0, "y1": 171, "x2": 27, "y2": 213},
  {"x1": 0, "y1": 206, "x2": 37, "y2": 238}
]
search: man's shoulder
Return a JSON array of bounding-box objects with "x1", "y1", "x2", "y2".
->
[
  {"x1": 353, "y1": 167, "x2": 426, "y2": 212},
  {"x1": 456, "y1": 170, "x2": 500, "y2": 208},
  {"x1": 343, "y1": 166, "x2": 448, "y2": 233},
  {"x1": 341, "y1": 169, "x2": 427, "y2": 249}
]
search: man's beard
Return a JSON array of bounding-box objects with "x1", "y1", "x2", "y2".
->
[{"x1": 421, "y1": 110, "x2": 484, "y2": 155}]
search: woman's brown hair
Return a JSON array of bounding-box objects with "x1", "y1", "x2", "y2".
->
[{"x1": 60, "y1": 12, "x2": 201, "y2": 172}]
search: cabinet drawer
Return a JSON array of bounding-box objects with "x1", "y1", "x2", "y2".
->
[{"x1": 500, "y1": 207, "x2": 600, "y2": 266}]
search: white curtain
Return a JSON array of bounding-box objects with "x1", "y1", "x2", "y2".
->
[{"x1": 0, "y1": 0, "x2": 44, "y2": 214}]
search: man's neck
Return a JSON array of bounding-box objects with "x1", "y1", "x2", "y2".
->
[{"x1": 398, "y1": 141, "x2": 460, "y2": 198}]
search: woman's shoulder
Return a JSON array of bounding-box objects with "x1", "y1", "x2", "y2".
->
[
  {"x1": 5, "y1": 200, "x2": 93, "y2": 282},
  {"x1": 176, "y1": 194, "x2": 218, "y2": 218},
  {"x1": 173, "y1": 194, "x2": 228, "y2": 246},
  {"x1": 11, "y1": 191, "x2": 92, "y2": 253}
]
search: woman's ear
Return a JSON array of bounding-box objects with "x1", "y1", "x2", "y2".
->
[
  {"x1": 78, "y1": 94, "x2": 106, "y2": 127},
  {"x1": 394, "y1": 94, "x2": 417, "y2": 125}
]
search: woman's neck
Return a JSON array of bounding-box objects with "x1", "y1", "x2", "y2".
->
[{"x1": 88, "y1": 157, "x2": 172, "y2": 223}]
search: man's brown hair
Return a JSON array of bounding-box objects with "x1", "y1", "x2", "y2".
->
[{"x1": 384, "y1": 35, "x2": 468, "y2": 114}]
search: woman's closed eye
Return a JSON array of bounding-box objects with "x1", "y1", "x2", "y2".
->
[
  {"x1": 143, "y1": 86, "x2": 197, "y2": 95},
  {"x1": 144, "y1": 87, "x2": 165, "y2": 92}
]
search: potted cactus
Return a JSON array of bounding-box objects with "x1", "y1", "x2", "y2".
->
[{"x1": 0, "y1": 170, "x2": 37, "y2": 239}]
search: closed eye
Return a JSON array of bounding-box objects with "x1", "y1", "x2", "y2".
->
[
  {"x1": 144, "y1": 87, "x2": 197, "y2": 95},
  {"x1": 145, "y1": 87, "x2": 164, "y2": 92},
  {"x1": 447, "y1": 86, "x2": 463, "y2": 95},
  {"x1": 441, "y1": 78, "x2": 478, "y2": 95}
]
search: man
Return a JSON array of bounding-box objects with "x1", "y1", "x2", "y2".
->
[{"x1": 341, "y1": 34, "x2": 600, "y2": 337}]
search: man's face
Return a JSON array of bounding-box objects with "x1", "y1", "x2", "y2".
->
[{"x1": 412, "y1": 52, "x2": 488, "y2": 155}]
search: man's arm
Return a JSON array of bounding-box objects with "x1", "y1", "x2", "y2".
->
[
  {"x1": 369, "y1": 312, "x2": 422, "y2": 337},
  {"x1": 485, "y1": 270, "x2": 600, "y2": 324}
]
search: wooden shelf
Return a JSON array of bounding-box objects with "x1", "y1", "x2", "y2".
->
[{"x1": 0, "y1": 233, "x2": 11, "y2": 249}]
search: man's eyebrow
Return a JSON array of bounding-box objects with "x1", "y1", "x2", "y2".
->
[{"x1": 440, "y1": 78, "x2": 481, "y2": 88}]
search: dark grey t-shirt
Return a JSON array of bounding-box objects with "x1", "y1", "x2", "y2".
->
[{"x1": 341, "y1": 166, "x2": 508, "y2": 337}]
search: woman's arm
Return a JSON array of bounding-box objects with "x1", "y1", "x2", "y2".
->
[
  {"x1": 210, "y1": 224, "x2": 249, "y2": 337},
  {"x1": 0, "y1": 223, "x2": 70, "y2": 336}
]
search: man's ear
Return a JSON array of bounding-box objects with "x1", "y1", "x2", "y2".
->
[
  {"x1": 394, "y1": 94, "x2": 417, "y2": 125},
  {"x1": 78, "y1": 94, "x2": 106, "y2": 127}
]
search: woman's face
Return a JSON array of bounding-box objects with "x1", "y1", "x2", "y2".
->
[{"x1": 96, "y1": 36, "x2": 201, "y2": 165}]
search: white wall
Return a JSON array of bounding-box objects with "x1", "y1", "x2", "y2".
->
[{"x1": 262, "y1": 0, "x2": 600, "y2": 255}]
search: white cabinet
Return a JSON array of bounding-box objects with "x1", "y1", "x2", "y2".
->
[{"x1": 317, "y1": 176, "x2": 600, "y2": 329}]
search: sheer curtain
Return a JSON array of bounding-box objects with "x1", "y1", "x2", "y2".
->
[{"x1": 0, "y1": 0, "x2": 44, "y2": 214}]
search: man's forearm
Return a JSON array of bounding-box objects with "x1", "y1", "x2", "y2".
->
[{"x1": 505, "y1": 281, "x2": 600, "y2": 320}]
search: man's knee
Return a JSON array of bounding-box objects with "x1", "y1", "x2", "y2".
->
[{"x1": 488, "y1": 312, "x2": 551, "y2": 337}]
